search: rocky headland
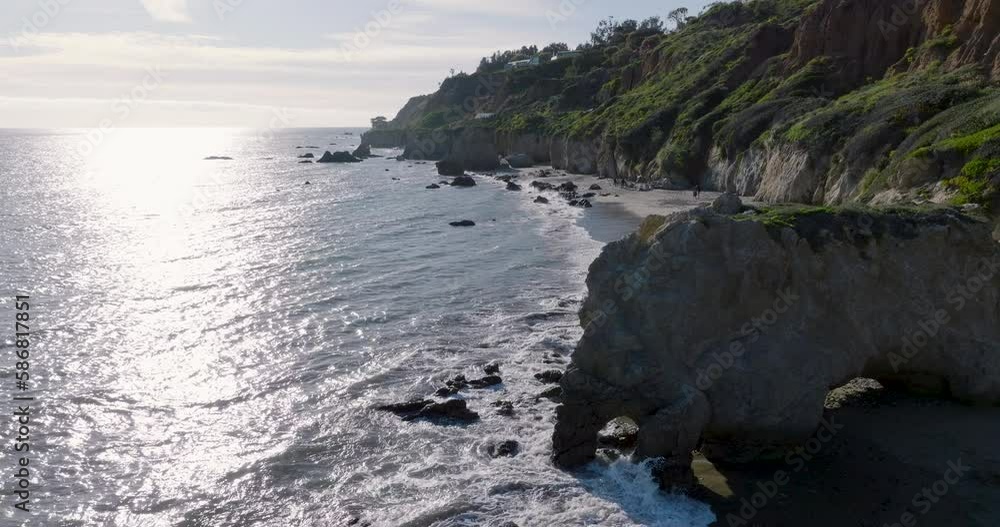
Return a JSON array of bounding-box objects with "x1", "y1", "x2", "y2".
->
[
  {"x1": 362, "y1": 0, "x2": 999, "y2": 221},
  {"x1": 355, "y1": 0, "x2": 1000, "y2": 523},
  {"x1": 552, "y1": 197, "x2": 1000, "y2": 485}
]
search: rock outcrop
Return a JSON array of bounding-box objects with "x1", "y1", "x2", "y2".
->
[
  {"x1": 317, "y1": 151, "x2": 362, "y2": 163},
  {"x1": 553, "y1": 202, "x2": 1000, "y2": 489}
]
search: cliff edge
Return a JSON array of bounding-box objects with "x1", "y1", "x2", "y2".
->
[{"x1": 552, "y1": 200, "x2": 1000, "y2": 488}]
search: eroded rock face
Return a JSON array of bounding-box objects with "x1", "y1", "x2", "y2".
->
[{"x1": 553, "y1": 206, "x2": 1000, "y2": 488}]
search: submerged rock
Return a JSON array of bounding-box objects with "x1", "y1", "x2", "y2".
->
[
  {"x1": 493, "y1": 400, "x2": 515, "y2": 416},
  {"x1": 408, "y1": 400, "x2": 479, "y2": 423},
  {"x1": 553, "y1": 206, "x2": 1000, "y2": 490},
  {"x1": 449, "y1": 220, "x2": 476, "y2": 227},
  {"x1": 426, "y1": 184, "x2": 441, "y2": 189},
  {"x1": 376, "y1": 399, "x2": 434, "y2": 414},
  {"x1": 299, "y1": 160, "x2": 313, "y2": 164},
  {"x1": 377, "y1": 399, "x2": 479, "y2": 423},
  {"x1": 487, "y1": 440, "x2": 520, "y2": 458},
  {"x1": 537, "y1": 386, "x2": 562, "y2": 402},
  {"x1": 317, "y1": 151, "x2": 362, "y2": 163},
  {"x1": 451, "y1": 175, "x2": 477, "y2": 187},
  {"x1": 534, "y1": 196, "x2": 550, "y2": 204},
  {"x1": 483, "y1": 362, "x2": 501, "y2": 375},
  {"x1": 531, "y1": 181, "x2": 554, "y2": 192},
  {"x1": 203, "y1": 156, "x2": 232, "y2": 160},
  {"x1": 589, "y1": 184, "x2": 602, "y2": 191},
  {"x1": 298, "y1": 153, "x2": 315, "y2": 159},
  {"x1": 534, "y1": 370, "x2": 563, "y2": 384},
  {"x1": 506, "y1": 182, "x2": 522, "y2": 191}
]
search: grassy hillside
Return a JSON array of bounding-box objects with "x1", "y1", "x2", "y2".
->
[{"x1": 378, "y1": 0, "x2": 1000, "y2": 213}]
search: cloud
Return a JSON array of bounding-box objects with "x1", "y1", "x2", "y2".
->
[
  {"x1": 140, "y1": 0, "x2": 191, "y2": 23},
  {"x1": 410, "y1": 0, "x2": 554, "y2": 16}
]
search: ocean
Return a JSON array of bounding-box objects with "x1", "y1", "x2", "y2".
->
[{"x1": 0, "y1": 128, "x2": 715, "y2": 526}]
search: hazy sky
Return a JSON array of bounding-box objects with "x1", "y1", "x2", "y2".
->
[{"x1": 1, "y1": 0, "x2": 711, "y2": 128}]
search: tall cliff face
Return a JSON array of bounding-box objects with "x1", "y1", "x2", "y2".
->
[
  {"x1": 366, "y1": 0, "x2": 999, "y2": 213},
  {"x1": 787, "y1": 0, "x2": 1000, "y2": 82},
  {"x1": 552, "y1": 203, "x2": 1000, "y2": 487}
]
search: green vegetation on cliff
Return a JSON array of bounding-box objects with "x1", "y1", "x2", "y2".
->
[{"x1": 377, "y1": 0, "x2": 1000, "y2": 211}]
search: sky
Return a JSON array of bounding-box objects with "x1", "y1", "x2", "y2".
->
[{"x1": 0, "y1": 0, "x2": 711, "y2": 128}]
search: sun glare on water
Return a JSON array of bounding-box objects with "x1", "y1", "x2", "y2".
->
[{"x1": 83, "y1": 128, "x2": 238, "y2": 215}]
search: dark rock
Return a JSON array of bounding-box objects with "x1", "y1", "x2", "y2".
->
[
  {"x1": 582, "y1": 192, "x2": 596, "y2": 198},
  {"x1": 439, "y1": 180, "x2": 449, "y2": 185},
  {"x1": 451, "y1": 175, "x2": 476, "y2": 187},
  {"x1": 578, "y1": 199, "x2": 593, "y2": 208},
  {"x1": 496, "y1": 175, "x2": 516, "y2": 183},
  {"x1": 304, "y1": 181, "x2": 311, "y2": 185},
  {"x1": 598, "y1": 417, "x2": 639, "y2": 449},
  {"x1": 317, "y1": 151, "x2": 362, "y2": 163},
  {"x1": 506, "y1": 182, "x2": 522, "y2": 191},
  {"x1": 531, "y1": 181, "x2": 554, "y2": 191},
  {"x1": 426, "y1": 184, "x2": 441, "y2": 189},
  {"x1": 534, "y1": 370, "x2": 563, "y2": 384},
  {"x1": 568, "y1": 200, "x2": 579, "y2": 206},
  {"x1": 298, "y1": 153, "x2": 315, "y2": 159},
  {"x1": 468, "y1": 375, "x2": 502, "y2": 389},
  {"x1": 449, "y1": 220, "x2": 476, "y2": 227},
  {"x1": 436, "y1": 160, "x2": 465, "y2": 176},
  {"x1": 404, "y1": 399, "x2": 479, "y2": 423},
  {"x1": 299, "y1": 160, "x2": 314, "y2": 164},
  {"x1": 537, "y1": 386, "x2": 562, "y2": 401},
  {"x1": 483, "y1": 362, "x2": 501, "y2": 375},
  {"x1": 487, "y1": 440, "x2": 520, "y2": 458},
  {"x1": 493, "y1": 400, "x2": 515, "y2": 416},
  {"x1": 589, "y1": 184, "x2": 602, "y2": 190},
  {"x1": 376, "y1": 399, "x2": 434, "y2": 415},
  {"x1": 711, "y1": 192, "x2": 743, "y2": 215},
  {"x1": 534, "y1": 196, "x2": 550, "y2": 204},
  {"x1": 352, "y1": 143, "x2": 373, "y2": 159},
  {"x1": 557, "y1": 181, "x2": 578, "y2": 192}
]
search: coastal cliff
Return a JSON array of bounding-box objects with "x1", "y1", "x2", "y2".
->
[
  {"x1": 363, "y1": 0, "x2": 999, "y2": 213},
  {"x1": 551, "y1": 199, "x2": 1000, "y2": 488}
]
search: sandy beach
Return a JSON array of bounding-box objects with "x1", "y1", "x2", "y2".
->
[{"x1": 505, "y1": 166, "x2": 727, "y2": 220}]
